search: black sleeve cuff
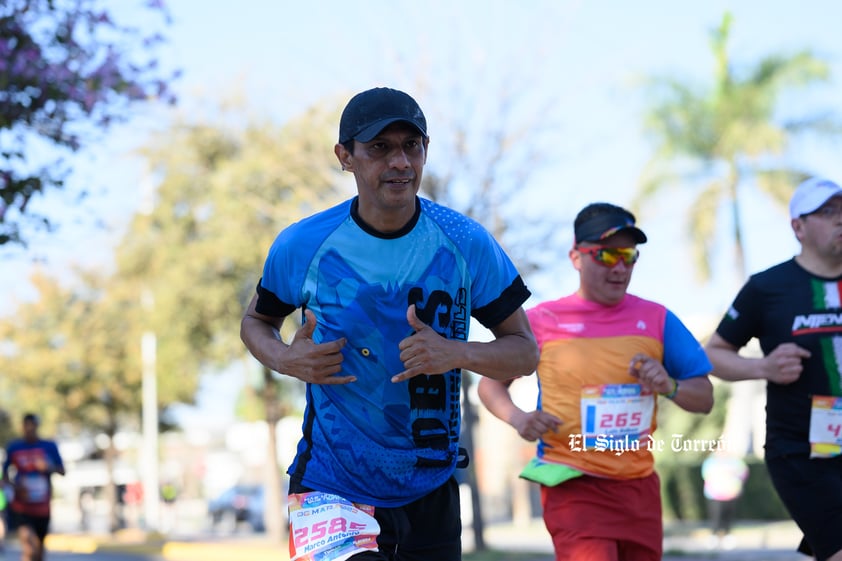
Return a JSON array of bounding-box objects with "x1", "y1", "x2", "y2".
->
[
  {"x1": 472, "y1": 276, "x2": 531, "y2": 329},
  {"x1": 254, "y1": 278, "x2": 297, "y2": 318}
]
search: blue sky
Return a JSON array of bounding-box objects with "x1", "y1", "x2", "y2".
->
[{"x1": 3, "y1": 1, "x2": 842, "y2": 337}]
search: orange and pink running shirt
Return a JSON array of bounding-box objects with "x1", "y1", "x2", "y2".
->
[{"x1": 526, "y1": 293, "x2": 711, "y2": 480}]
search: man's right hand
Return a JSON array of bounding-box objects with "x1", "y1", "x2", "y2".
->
[
  {"x1": 511, "y1": 410, "x2": 563, "y2": 442},
  {"x1": 283, "y1": 309, "x2": 354, "y2": 384},
  {"x1": 762, "y1": 342, "x2": 811, "y2": 385}
]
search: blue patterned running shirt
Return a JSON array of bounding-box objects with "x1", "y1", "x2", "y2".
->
[{"x1": 255, "y1": 197, "x2": 530, "y2": 507}]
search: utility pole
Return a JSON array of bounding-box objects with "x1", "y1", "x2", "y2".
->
[
  {"x1": 141, "y1": 294, "x2": 160, "y2": 531},
  {"x1": 139, "y1": 176, "x2": 160, "y2": 532}
]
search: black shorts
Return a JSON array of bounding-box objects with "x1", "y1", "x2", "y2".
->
[
  {"x1": 766, "y1": 454, "x2": 842, "y2": 561},
  {"x1": 290, "y1": 477, "x2": 461, "y2": 561},
  {"x1": 6, "y1": 508, "x2": 51, "y2": 542}
]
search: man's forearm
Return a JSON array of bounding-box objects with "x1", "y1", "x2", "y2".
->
[
  {"x1": 706, "y1": 347, "x2": 765, "y2": 382},
  {"x1": 240, "y1": 315, "x2": 288, "y2": 373},
  {"x1": 477, "y1": 377, "x2": 520, "y2": 425},
  {"x1": 669, "y1": 375, "x2": 714, "y2": 414},
  {"x1": 461, "y1": 334, "x2": 538, "y2": 380}
]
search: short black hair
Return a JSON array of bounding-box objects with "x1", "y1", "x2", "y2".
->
[{"x1": 23, "y1": 413, "x2": 39, "y2": 425}]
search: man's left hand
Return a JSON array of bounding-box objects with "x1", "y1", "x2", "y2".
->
[{"x1": 393, "y1": 305, "x2": 456, "y2": 382}]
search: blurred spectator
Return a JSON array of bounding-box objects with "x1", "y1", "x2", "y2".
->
[
  {"x1": 161, "y1": 481, "x2": 178, "y2": 504},
  {"x1": 701, "y1": 451, "x2": 749, "y2": 549},
  {"x1": 0, "y1": 477, "x2": 8, "y2": 552},
  {"x1": 78, "y1": 488, "x2": 94, "y2": 532},
  {"x1": 160, "y1": 481, "x2": 179, "y2": 533}
]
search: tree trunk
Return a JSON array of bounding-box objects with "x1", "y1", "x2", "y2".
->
[
  {"x1": 104, "y1": 420, "x2": 123, "y2": 533},
  {"x1": 721, "y1": 180, "x2": 764, "y2": 457},
  {"x1": 262, "y1": 366, "x2": 286, "y2": 543},
  {"x1": 461, "y1": 373, "x2": 486, "y2": 551}
]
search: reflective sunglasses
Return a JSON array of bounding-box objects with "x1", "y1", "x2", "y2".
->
[{"x1": 578, "y1": 246, "x2": 640, "y2": 267}]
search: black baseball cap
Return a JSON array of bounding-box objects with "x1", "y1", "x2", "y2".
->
[
  {"x1": 338, "y1": 87, "x2": 428, "y2": 144},
  {"x1": 574, "y1": 203, "x2": 648, "y2": 244}
]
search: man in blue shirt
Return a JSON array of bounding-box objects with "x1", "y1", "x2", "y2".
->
[
  {"x1": 240, "y1": 87, "x2": 539, "y2": 560},
  {"x1": 2, "y1": 413, "x2": 65, "y2": 561}
]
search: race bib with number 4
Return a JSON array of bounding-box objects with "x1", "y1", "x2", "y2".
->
[
  {"x1": 288, "y1": 491, "x2": 380, "y2": 561},
  {"x1": 809, "y1": 395, "x2": 842, "y2": 459}
]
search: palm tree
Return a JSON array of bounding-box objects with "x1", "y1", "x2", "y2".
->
[
  {"x1": 633, "y1": 12, "x2": 841, "y2": 458},
  {"x1": 634, "y1": 11, "x2": 838, "y2": 282}
]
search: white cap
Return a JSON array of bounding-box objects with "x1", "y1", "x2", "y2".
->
[{"x1": 789, "y1": 177, "x2": 842, "y2": 219}]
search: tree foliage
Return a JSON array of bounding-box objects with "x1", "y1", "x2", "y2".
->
[
  {"x1": 0, "y1": 97, "x2": 352, "y2": 438},
  {"x1": 0, "y1": 0, "x2": 177, "y2": 247},
  {"x1": 0, "y1": 98, "x2": 348, "y2": 539},
  {"x1": 113, "y1": 100, "x2": 348, "y2": 540},
  {"x1": 634, "y1": 12, "x2": 841, "y2": 281},
  {"x1": 0, "y1": 265, "x2": 170, "y2": 533},
  {"x1": 633, "y1": 12, "x2": 842, "y2": 464},
  {"x1": 416, "y1": 81, "x2": 565, "y2": 280},
  {"x1": 116, "y1": 101, "x2": 348, "y2": 383},
  {"x1": 0, "y1": 269, "x2": 144, "y2": 433}
]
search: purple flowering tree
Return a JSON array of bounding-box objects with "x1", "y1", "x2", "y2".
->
[{"x1": 0, "y1": 0, "x2": 178, "y2": 246}]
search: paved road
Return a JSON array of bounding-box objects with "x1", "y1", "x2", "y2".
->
[
  {"x1": 471, "y1": 518, "x2": 808, "y2": 561},
  {"x1": 6, "y1": 544, "x2": 164, "y2": 561},
  {"x1": 32, "y1": 516, "x2": 809, "y2": 561}
]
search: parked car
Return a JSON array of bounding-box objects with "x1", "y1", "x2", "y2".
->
[{"x1": 208, "y1": 484, "x2": 265, "y2": 533}]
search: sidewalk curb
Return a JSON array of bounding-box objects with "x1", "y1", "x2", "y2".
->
[
  {"x1": 162, "y1": 541, "x2": 288, "y2": 561},
  {"x1": 44, "y1": 534, "x2": 99, "y2": 554},
  {"x1": 45, "y1": 532, "x2": 290, "y2": 561}
]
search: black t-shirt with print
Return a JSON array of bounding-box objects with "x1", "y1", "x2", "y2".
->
[{"x1": 716, "y1": 258, "x2": 842, "y2": 458}]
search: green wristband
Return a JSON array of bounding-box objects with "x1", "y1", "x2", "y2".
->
[{"x1": 660, "y1": 378, "x2": 679, "y2": 400}]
